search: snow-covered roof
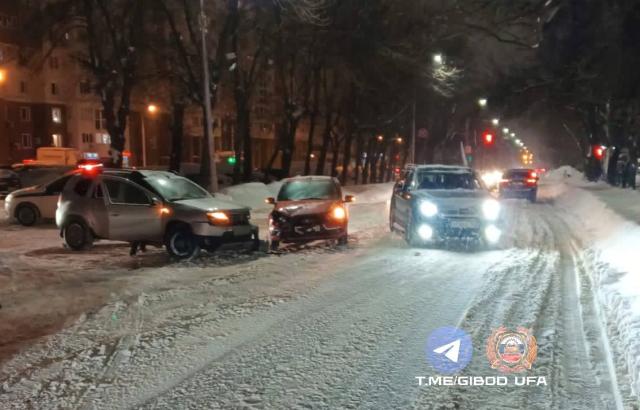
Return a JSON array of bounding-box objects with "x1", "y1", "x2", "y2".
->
[
  {"x1": 408, "y1": 164, "x2": 473, "y2": 173},
  {"x1": 282, "y1": 175, "x2": 335, "y2": 183}
]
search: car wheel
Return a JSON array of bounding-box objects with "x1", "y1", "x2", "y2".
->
[
  {"x1": 64, "y1": 220, "x2": 93, "y2": 250},
  {"x1": 337, "y1": 234, "x2": 348, "y2": 246},
  {"x1": 269, "y1": 239, "x2": 280, "y2": 252},
  {"x1": 165, "y1": 226, "x2": 200, "y2": 259},
  {"x1": 16, "y1": 204, "x2": 39, "y2": 226},
  {"x1": 404, "y1": 219, "x2": 421, "y2": 247}
]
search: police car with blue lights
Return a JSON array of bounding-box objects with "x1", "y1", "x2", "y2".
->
[{"x1": 389, "y1": 164, "x2": 502, "y2": 247}]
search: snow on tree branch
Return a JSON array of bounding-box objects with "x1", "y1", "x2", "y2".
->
[{"x1": 274, "y1": 0, "x2": 334, "y2": 26}]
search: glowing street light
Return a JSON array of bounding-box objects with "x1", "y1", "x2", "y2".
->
[
  {"x1": 503, "y1": 127, "x2": 509, "y2": 134},
  {"x1": 478, "y1": 98, "x2": 488, "y2": 108},
  {"x1": 396, "y1": 137, "x2": 403, "y2": 144},
  {"x1": 377, "y1": 135, "x2": 384, "y2": 142},
  {"x1": 147, "y1": 104, "x2": 158, "y2": 114},
  {"x1": 510, "y1": 132, "x2": 516, "y2": 138},
  {"x1": 491, "y1": 118, "x2": 499, "y2": 126},
  {"x1": 433, "y1": 53, "x2": 443, "y2": 65},
  {"x1": 0, "y1": 69, "x2": 6, "y2": 83}
]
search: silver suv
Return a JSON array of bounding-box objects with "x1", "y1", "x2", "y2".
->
[{"x1": 55, "y1": 167, "x2": 258, "y2": 258}]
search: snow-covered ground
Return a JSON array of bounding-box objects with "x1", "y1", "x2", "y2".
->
[{"x1": 1, "y1": 173, "x2": 640, "y2": 409}]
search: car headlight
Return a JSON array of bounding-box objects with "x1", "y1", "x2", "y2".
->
[
  {"x1": 329, "y1": 205, "x2": 347, "y2": 221},
  {"x1": 419, "y1": 201, "x2": 438, "y2": 217},
  {"x1": 206, "y1": 211, "x2": 231, "y2": 225},
  {"x1": 482, "y1": 199, "x2": 501, "y2": 221}
]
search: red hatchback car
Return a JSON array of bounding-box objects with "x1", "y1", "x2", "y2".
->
[{"x1": 266, "y1": 176, "x2": 354, "y2": 251}]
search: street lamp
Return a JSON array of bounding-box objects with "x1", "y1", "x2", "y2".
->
[
  {"x1": 503, "y1": 127, "x2": 509, "y2": 134},
  {"x1": 377, "y1": 135, "x2": 383, "y2": 142},
  {"x1": 510, "y1": 132, "x2": 516, "y2": 138},
  {"x1": 200, "y1": 0, "x2": 218, "y2": 192},
  {"x1": 478, "y1": 98, "x2": 488, "y2": 108},
  {"x1": 0, "y1": 69, "x2": 6, "y2": 84},
  {"x1": 491, "y1": 118, "x2": 499, "y2": 126},
  {"x1": 141, "y1": 103, "x2": 158, "y2": 168},
  {"x1": 433, "y1": 53, "x2": 443, "y2": 65},
  {"x1": 396, "y1": 137, "x2": 403, "y2": 144}
]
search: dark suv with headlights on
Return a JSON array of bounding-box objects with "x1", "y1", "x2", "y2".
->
[
  {"x1": 389, "y1": 164, "x2": 502, "y2": 247},
  {"x1": 56, "y1": 165, "x2": 258, "y2": 258},
  {"x1": 266, "y1": 176, "x2": 354, "y2": 251}
]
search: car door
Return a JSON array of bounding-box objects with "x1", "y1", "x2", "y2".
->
[
  {"x1": 39, "y1": 174, "x2": 73, "y2": 218},
  {"x1": 103, "y1": 177, "x2": 162, "y2": 242},
  {"x1": 393, "y1": 169, "x2": 414, "y2": 229}
]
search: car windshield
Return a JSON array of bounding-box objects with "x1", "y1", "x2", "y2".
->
[
  {"x1": 144, "y1": 175, "x2": 210, "y2": 201},
  {"x1": 277, "y1": 180, "x2": 340, "y2": 201},
  {"x1": 416, "y1": 171, "x2": 482, "y2": 190}
]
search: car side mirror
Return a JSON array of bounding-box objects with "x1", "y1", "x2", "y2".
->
[
  {"x1": 344, "y1": 195, "x2": 355, "y2": 203},
  {"x1": 150, "y1": 197, "x2": 162, "y2": 207},
  {"x1": 394, "y1": 180, "x2": 405, "y2": 193},
  {"x1": 265, "y1": 197, "x2": 275, "y2": 205}
]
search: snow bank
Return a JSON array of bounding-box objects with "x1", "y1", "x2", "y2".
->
[
  {"x1": 551, "y1": 177, "x2": 640, "y2": 396},
  {"x1": 543, "y1": 165, "x2": 582, "y2": 182},
  {"x1": 219, "y1": 182, "x2": 281, "y2": 211}
]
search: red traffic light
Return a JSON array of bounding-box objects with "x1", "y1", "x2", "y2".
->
[
  {"x1": 592, "y1": 145, "x2": 605, "y2": 160},
  {"x1": 482, "y1": 131, "x2": 494, "y2": 145}
]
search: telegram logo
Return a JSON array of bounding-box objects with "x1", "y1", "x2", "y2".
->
[{"x1": 426, "y1": 326, "x2": 473, "y2": 374}]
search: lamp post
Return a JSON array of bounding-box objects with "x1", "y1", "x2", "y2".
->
[
  {"x1": 141, "y1": 104, "x2": 158, "y2": 168},
  {"x1": 200, "y1": 0, "x2": 218, "y2": 192}
]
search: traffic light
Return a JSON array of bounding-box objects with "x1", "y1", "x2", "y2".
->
[
  {"x1": 227, "y1": 156, "x2": 237, "y2": 165},
  {"x1": 482, "y1": 131, "x2": 495, "y2": 146},
  {"x1": 592, "y1": 145, "x2": 605, "y2": 160}
]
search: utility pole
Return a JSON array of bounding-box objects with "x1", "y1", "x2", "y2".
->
[
  {"x1": 200, "y1": 0, "x2": 218, "y2": 192},
  {"x1": 411, "y1": 95, "x2": 416, "y2": 164}
]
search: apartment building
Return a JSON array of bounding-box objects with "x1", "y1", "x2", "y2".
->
[{"x1": 0, "y1": 1, "x2": 293, "y2": 172}]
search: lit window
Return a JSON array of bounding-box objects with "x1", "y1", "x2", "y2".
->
[
  {"x1": 51, "y1": 107, "x2": 62, "y2": 123},
  {"x1": 21, "y1": 133, "x2": 32, "y2": 148},
  {"x1": 52, "y1": 134, "x2": 62, "y2": 147},
  {"x1": 96, "y1": 133, "x2": 111, "y2": 144}
]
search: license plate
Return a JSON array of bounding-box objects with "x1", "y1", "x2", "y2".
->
[{"x1": 449, "y1": 219, "x2": 478, "y2": 229}]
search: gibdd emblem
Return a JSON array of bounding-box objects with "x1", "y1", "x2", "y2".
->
[{"x1": 486, "y1": 326, "x2": 537, "y2": 373}]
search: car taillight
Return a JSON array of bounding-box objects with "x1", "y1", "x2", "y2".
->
[{"x1": 525, "y1": 178, "x2": 537, "y2": 185}]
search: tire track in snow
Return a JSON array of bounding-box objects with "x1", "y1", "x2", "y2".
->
[{"x1": 413, "y1": 202, "x2": 621, "y2": 410}]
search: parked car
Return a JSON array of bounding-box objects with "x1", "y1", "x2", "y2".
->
[
  {"x1": 0, "y1": 167, "x2": 21, "y2": 198},
  {"x1": 4, "y1": 172, "x2": 77, "y2": 226},
  {"x1": 389, "y1": 164, "x2": 502, "y2": 247},
  {"x1": 499, "y1": 168, "x2": 539, "y2": 202},
  {"x1": 266, "y1": 176, "x2": 354, "y2": 251},
  {"x1": 56, "y1": 165, "x2": 259, "y2": 258},
  {"x1": 12, "y1": 163, "x2": 74, "y2": 188}
]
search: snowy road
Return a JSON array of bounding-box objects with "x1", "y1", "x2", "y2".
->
[{"x1": 0, "y1": 180, "x2": 638, "y2": 409}]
